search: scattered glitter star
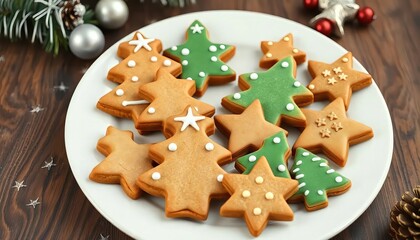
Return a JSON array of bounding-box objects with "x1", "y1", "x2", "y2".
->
[
  {"x1": 0, "y1": 55, "x2": 4, "y2": 62},
  {"x1": 53, "y1": 82, "x2": 69, "y2": 92},
  {"x1": 327, "y1": 77, "x2": 337, "y2": 85},
  {"x1": 30, "y1": 105, "x2": 45, "y2": 113},
  {"x1": 320, "y1": 128, "x2": 331, "y2": 138},
  {"x1": 41, "y1": 157, "x2": 56, "y2": 171},
  {"x1": 99, "y1": 234, "x2": 110, "y2": 240},
  {"x1": 321, "y1": 69, "x2": 331, "y2": 77},
  {"x1": 26, "y1": 197, "x2": 41, "y2": 208},
  {"x1": 338, "y1": 73, "x2": 348, "y2": 80},
  {"x1": 12, "y1": 180, "x2": 27, "y2": 191}
]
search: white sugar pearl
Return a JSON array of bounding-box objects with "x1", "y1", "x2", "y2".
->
[
  {"x1": 283, "y1": 36, "x2": 290, "y2": 41},
  {"x1": 219, "y1": 45, "x2": 226, "y2": 49},
  {"x1": 115, "y1": 89, "x2": 124, "y2": 96},
  {"x1": 182, "y1": 60, "x2": 188, "y2": 66},
  {"x1": 248, "y1": 155, "x2": 257, "y2": 162},
  {"x1": 286, "y1": 103, "x2": 294, "y2": 111},
  {"x1": 186, "y1": 77, "x2": 193, "y2": 80},
  {"x1": 163, "y1": 59, "x2": 172, "y2": 66},
  {"x1": 253, "y1": 208, "x2": 262, "y2": 215},
  {"x1": 171, "y1": 46, "x2": 178, "y2": 51},
  {"x1": 151, "y1": 172, "x2": 161, "y2": 180},
  {"x1": 211, "y1": 56, "x2": 217, "y2": 62},
  {"x1": 217, "y1": 174, "x2": 224, "y2": 182},
  {"x1": 292, "y1": 48, "x2": 299, "y2": 53},
  {"x1": 335, "y1": 176, "x2": 343, "y2": 183},
  {"x1": 233, "y1": 93, "x2": 241, "y2": 100},
  {"x1": 302, "y1": 152, "x2": 309, "y2": 156},
  {"x1": 273, "y1": 137, "x2": 281, "y2": 144},
  {"x1": 209, "y1": 45, "x2": 217, "y2": 52},
  {"x1": 131, "y1": 76, "x2": 139, "y2": 82},
  {"x1": 147, "y1": 107, "x2": 155, "y2": 114},
  {"x1": 168, "y1": 143, "x2": 177, "y2": 152},
  {"x1": 281, "y1": 61, "x2": 289, "y2": 68},
  {"x1": 221, "y1": 65, "x2": 228, "y2": 72},
  {"x1": 250, "y1": 73, "x2": 258, "y2": 80},
  {"x1": 199, "y1": 71, "x2": 206, "y2": 77},
  {"x1": 308, "y1": 84, "x2": 315, "y2": 90},
  {"x1": 242, "y1": 190, "x2": 251, "y2": 198},
  {"x1": 265, "y1": 192, "x2": 274, "y2": 200},
  {"x1": 150, "y1": 56, "x2": 158, "y2": 62},
  {"x1": 181, "y1": 48, "x2": 190, "y2": 55},
  {"x1": 293, "y1": 81, "x2": 301, "y2": 87},
  {"x1": 318, "y1": 190, "x2": 324, "y2": 195},
  {"x1": 205, "y1": 142, "x2": 214, "y2": 151},
  {"x1": 266, "y1": 53, "x2": 272, "y2": 58},
  {"x1": 267, "y1": 41, "x2": 273, "y2": 45},
  {"x1": 304, "y1": 190, "x2": 310, "y2": 196},
  {"x1": 255, "y1": 176, "x2": 264, "y2": 184},
  {"x1": 127, "y1": 60, "x2": 136, "y2": 67},
  {"x1": 278, "y1": 164, "x2": 286, "y2": 172}
]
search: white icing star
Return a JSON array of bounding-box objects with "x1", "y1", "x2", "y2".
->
[
  {"x1": 30, "y1": 105, "x2": 45, "y2": 113},
  {"x1": 174, "y1": 107, "x2": 205, "y2": 131},
  {"x1": 129, "y1": 33, "x2": 155, "y2": 52},
  {"x1": 53, "y1": 82, "x2": 69, "y2": 92},
  {"x1": 26, "y1": 197, "x2": 41, "y2": 208},
  {"x1": 190, "y1": 23, "x2": 204, "y2": 34},
  {"x1": 41, "y1": 157, "x2": 56, "y2": 171},
  {"x1": 12, "y1": 180, "x2": 27, "y2": 191}
]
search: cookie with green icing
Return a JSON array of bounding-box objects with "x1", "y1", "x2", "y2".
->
[
  {"x1": 289, "y1": 148, "x2": 352, "y2": 211},
  {"x1": 221, "y1": 56, "x2": 313, "y2": 127},
  {"x1": 236, "y1": 131, "x2": 291, "y2": 179},
  {"x1": 163, "y1": 20, "x2": 236, "y2": 97}
]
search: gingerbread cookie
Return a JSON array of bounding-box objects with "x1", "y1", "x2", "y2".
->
[
  {"x1": 222, "y1": 56, "x2": 314, "y2": 127},
  {"x1": 293, "y1": 97, "x2": 374, "y2": 167},
  {"x1": 163, "y1": 20, "x2": 236, "y2": 96},
  {"x1": 236, "y1": 131, "x2": 291, "y2": 179},
  {"x1": 259, "y1": 33, "x2": 306, "y2": 69},
  {"x1": 307, "y1": 52, "x2": 372, "y2": 110},
  {"x1": 89, "y1": 126, "x2": 153, "y2": 199},
  {"x1": 137, "y1": 106, "x2": 232, "y2": 220},
  {"x1": 137, "y1": 68, "x2": 215, "y2": 133},
  {"x1": 220, "y1": 157, "x2": 298, "y2": 237},
  {"x1": 289, "y1": 148, "x2": 352, "y2": 211},
  {"x1": 214, "y1": 100, "x2": 286, "y2": 159}
]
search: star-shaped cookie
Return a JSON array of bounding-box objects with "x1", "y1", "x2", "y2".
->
[
  {"x1": 163, "y1": 20, "x2": 236, "y2": 96},
  {"x1": 215, "y1": 100, "x2": 286, "y2": 159},
  {"x1": 236, "y1": 131, "x2": 291, "y2": 179},
  {"x1": 293, "y1": 97, "x2": 374, "y2": 167},
  {"x1": 137, "y1": 69, "x2": 215, "y2": 133},
  {"x1": 259, "y1": 33, "x2": 306, "y2": 69},
  {"x1": 307, "y1": 52, "x2": 372, "y2": 110},
  {"x1": 222, "y1": 56, "x2": 314, "y2": 127},
  {"x1": 220, "y1": 157, "x2": 298, "y2": 237},
  {"x1": 89, "y1": 126, "x2": 153, "y2": 199},
  {"x1": 137, "y1": 107, "x2": 232, "y2": 220}
]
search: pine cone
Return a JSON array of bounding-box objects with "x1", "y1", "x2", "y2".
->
[
  {"x1": 60, "y1": 0, "x2": 86, "y2": 30},
  {"x1": 390, "y1": 185, "x2": 420, "y2": 239}
]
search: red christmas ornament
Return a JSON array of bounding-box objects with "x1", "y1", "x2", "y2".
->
[
  {"x1": 356, "y1": 6, "x2": 375, "y2": 25},
  {"x1": 303, "y1": 0, "x2": 318, "y2": 9},
  {"x1": 314, "y1": 18, "x2": 333, "y2": 36}
]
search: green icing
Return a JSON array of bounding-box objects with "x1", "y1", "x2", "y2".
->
[
  {"x1": 236, "y1": 132, "x2": 290, "y2": 178},
  {"x1": 225, "y1": 56, "x2": 312, "y2": 125},
  {"x1": 292, "y1": 147, "x2": 351, "y2": 208},
  {"x1": 163, "y1": 20, "x2": 235, "y2": 90}
]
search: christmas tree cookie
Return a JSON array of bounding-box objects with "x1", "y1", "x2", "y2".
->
[
  {"x1": 220, "y1": 157, "x2": 298, "y2": 237},
  {"x1": 163, "y1": 20, "x2": 236, "y2": 96},
  {"x1": 236, "y1": 131, "x2": 291, "y2": 179},
  {"x1": 89, "y1": 126, "x2": 153, "y2": 199},
  {"x1": 259, "y1": 33, "x2": 306, "y2": 69},
  {"x1": 293, "y1": 97, "x2": 373, "y2": 167},
  {"x1": 222, "y1": 56, "x2": 313, "y2": 127},
  {"x1": 137, "y1": 106, "x2": 232, "y2": 220},
  {"x1": 307, "y1": 52, "x2": 372, "y2": 110},
  {"x1": 289, "y1": 148, "x2": 352, "y2": 211}
]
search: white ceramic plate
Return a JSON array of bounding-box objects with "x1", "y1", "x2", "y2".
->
[{"x1": 65, "y1": 10, "x2": 393, "y2": 240}]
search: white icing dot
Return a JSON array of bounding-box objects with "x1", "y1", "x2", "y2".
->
[
  {"x1": 296, "y1": 160, "x2": 302, "y2": 166},
  {"x1": 151, "y1": 172, "x2": 161, "y2": 180},
  {"x1": 255, "y1": 176, "x2": 264, "y2": 184},
  {"x1": 147, "y1": 107, "x2": 156, "y2": 114},
  {"x1": 182, "y1": 60, "x2": 189, "y2": 66},
  {"x1": 265, "y1": 192, "x2": 274, "y2": 200},
  {"x1": 302, "y1": 152, "x2": 309, "y2": 156},
  {"x1": 163, "y1": 59, "x2": 172, "y2": 66},
  {"x1": 327, "y1": 169, "x2": 335, "y2": 174},
  {"x1": 267, "y1": 41, "x2": 273, "y2": 45},
  {"x1": 205, "y1": 142, "x2": 214, "y2": 151},
  {"x1": 253, "y1": 207, "x2": 262, "y2": 216},
  {"x1": 221, "y1": 65, "x2": 229, "y2": 72},
  {"x1": 335, "y1": 176, "x2": 343, "y2": 183},
  {"x1": 281, "y1": 61, "x2": 289, "y2": 68},
  {"x1": 217, "y1": 174, "x2": 224, "y2": 182},
  {"x1": 308, "y1": 84, "x2": 315, "y2": 90},
  {"x1": 242, "y1": 190, "x2": 251, "y2": 198},
  {"x1": 209, "y1": 45, "x2": 217, "y2": 52},
  {"x1": 304, "y1": 190, "x2": 310, "y2": 196},
  {"x1": 171, "y1": 46, "x2": 178, "y2": 51},
  {"x1": 199, "y1": 71, "x2": 206, "y2": 77},
  {"x1": 292, "y1": 168, "x2": 300, "y2": 173},
  {"x1": 283, "y1": 36, "x2": 290, "y2": 41},
  {"x1": 277, "y1": 164, "x2": 286, "y2": 172},
  {"x1": 342, "y1": 57, "x2": 349, "y2": 63},
  {"x1": 293, "y1": 81, "x2": 301, "y2": 87},
  {"x1": 186, "y1": 77, "x2": 193, "y2": 80},
  {"x1": 150, "y1": 56, "x2": 158, "y2": 62},
  {"x1": 220, "y1": 45, "x2": 226, "y2": 49},
  {"x1": 233, "y1": 93, "x2": 241, "y2": 100},
  {"x1": 312, "y1": 157, "x2": 321, "y2": 161},
  {"x1": 248, "y1": 155, "x2": 257, "y2": 162},
  {"x1": 168, "y1": 143, "x2": 177, "y2": 152},
  {"x1": 286, "y1": 103, "x2": 295, "y2": 111},
  {"x1": 250, "y1": 73, "x2": 258, "y2": 80},
  {"x1": 298, "y1": 182, "x2": 306, "y2": 188},
  {"x1": 181, "y1": 48, "x2": 190, "y2": 55},
  {"x1": 266, "y1": 53, "x2": 272, "y2": 58},
  {"x1": 115, "y1": 89, "x2": 124, "y2": 96},
  {"x1": 273, "y1": 137, "x2": 281, "y2": 144},
  {"x1": 318, "y1": 190, "x2": 324, "y2": 195},
  {"x1": 210, "y1": 56, "x2": 217, "y2": 62},
  {"x1": 296, "y1": 174, "x2": 304, "y2": 179},
  {"x1": 292, "y1": 48, "x2": 299, "y2": 53},
  {"x1": 131, "y1": 76, "x2": 139, "y2": 82},
  {"x1": 127, "y1": 60, "x2": 136, "y2": 68},
  {"x1": 320, "y1": 163, "x2": 328, "y2": 167}
]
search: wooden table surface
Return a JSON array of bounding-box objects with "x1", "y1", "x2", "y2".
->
[{"x1": 1, "y1": 0, "x2": 418, "y2": 239}]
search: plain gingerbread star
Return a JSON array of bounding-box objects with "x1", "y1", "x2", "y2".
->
[
  {"x1": 307, "y1": 52, "x2": 372, "y2": 110},
  {"x1": 215, "y1": 100, "x2": 286, "y2": 159},
  {"x1": 137, "y1": 68, "x2": 215, "y2": 133},
  {"x1": 220, "y1": 157, "x2": 298, "y2": 237},
  {"x1": 222, "y1": 56, "x2": 314, "y2": 127},
  {"x1": 137, "y1": 106, "x2": 232, "y2": 220},
  {"x1": 89, "y1": 126, "x2": 153, "y2": 199},
  {"x1": 293, "y1": 97, "x2": 374, "y2": 167},
  {"x1": 259, "y1": 33, "x2": 306, "y2": 69},
  {"x1": 163, "y1": 20, "x2": 236, "y2": 96}
]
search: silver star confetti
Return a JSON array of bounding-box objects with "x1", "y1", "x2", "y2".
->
[
  {"x1": 12, "y1": 180, "x2": 27, "y2": 191},
  {"x1": 26, "y1": 197, "x2": 41, "y2": 208},
  {"x1": 41, "y1": 157, "x2": 56, "y2": 171},
  {"x1": 30, "y1": 105, "x2": 45, "y2": 113},
  {"x1": 53, "y1": 82, "x2": 69, "y2": 92}
]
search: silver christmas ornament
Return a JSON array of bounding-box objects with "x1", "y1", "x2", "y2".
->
[
  {"x1": 69, "y1": 24, "x2": 105, "y2": 59},
  {"x1": 95, "y1": 0, "x2": 129, "y2": 29},
  {"x1": 310, "y1": 0, "x2": 359, "y2": 37}
]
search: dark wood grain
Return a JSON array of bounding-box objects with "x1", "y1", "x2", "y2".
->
[{"x1": 0, "y1": 0, "x2": 419, "y2": 239}]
